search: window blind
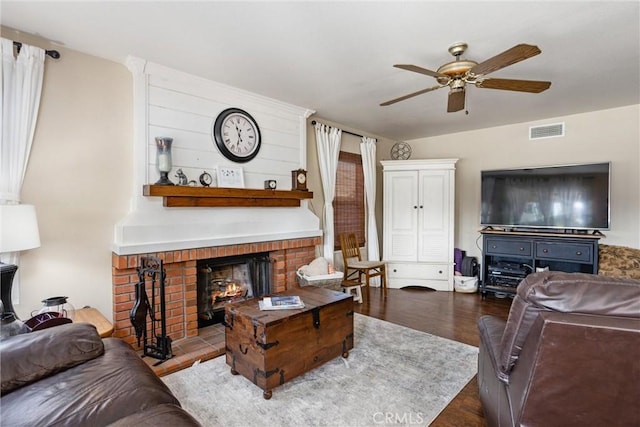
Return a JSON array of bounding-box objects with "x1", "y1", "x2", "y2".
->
[{"x1": 333, "y1": 151, "x2": 365, "y2": 250}]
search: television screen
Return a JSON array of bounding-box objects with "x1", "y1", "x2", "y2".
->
[{"x1": 480, "y1": 162, "x2": 610, "y2": 230}]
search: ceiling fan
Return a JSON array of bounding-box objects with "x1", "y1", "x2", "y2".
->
[{"x1": 380, "y1": 42, "x2": 551, "y2": 112}]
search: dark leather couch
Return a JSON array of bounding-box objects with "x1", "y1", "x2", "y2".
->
[
  {"x1": 0, "y1": 322, "x2": 201, "y2": 426},
  {"x1": 478, "y1": 271, "x2": 640, "y2": 427}
]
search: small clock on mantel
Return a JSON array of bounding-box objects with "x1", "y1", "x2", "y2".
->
[{"x1": 291, "y1": 169, "x2": 308, "y2": 191}]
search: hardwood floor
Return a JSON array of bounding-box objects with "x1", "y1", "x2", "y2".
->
[
  {"x1": 148, "y1": 286, "x2": 512, "y2": 426},
  {"x1": 354, "y1": 287, "x2": 512, "y2": 427}
]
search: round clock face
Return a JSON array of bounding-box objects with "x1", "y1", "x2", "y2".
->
[
  {"x1": 199, "y1": 171, "x2": 212, "y2": 187},
  {"x1": 213, "y1": 108, "x2": 261, "y2": 163},
  {"x1": 297, "y1": 173, "x2": 306, "y2": 184}
]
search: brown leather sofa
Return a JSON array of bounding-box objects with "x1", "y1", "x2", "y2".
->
[
  {"x1": 0, "y1": 322, "x2": 201, "y2": 426},
  {"x1": 478, "y1": 271, "x2": 640, "y2": 427}
]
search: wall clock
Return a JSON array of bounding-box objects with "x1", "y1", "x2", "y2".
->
[{"x1": 212, "y1": 108, "x2": 261, "y2": 163}]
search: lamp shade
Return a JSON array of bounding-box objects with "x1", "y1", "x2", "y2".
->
[{"x1": 0, "y1": 204, "x2": 41, "y2": 253}]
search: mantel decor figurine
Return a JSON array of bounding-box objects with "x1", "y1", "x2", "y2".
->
[
  {"x1": 175, "y1": 169, "x2": 196, "y2": 186},
  {"x1": 155, "y1": 137, "x2": 174, "y2": 185}
]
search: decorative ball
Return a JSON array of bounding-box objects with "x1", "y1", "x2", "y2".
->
[{"x1": 391, "y1": 142, "x2": 412, "y2": 160}]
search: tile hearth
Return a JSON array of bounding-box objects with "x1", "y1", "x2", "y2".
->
[{"x1": 141, "y1": 324, "x2": 225, "y2": 377}]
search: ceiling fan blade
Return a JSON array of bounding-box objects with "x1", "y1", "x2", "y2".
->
[
  {"x1": 394, "y1": 64, "x2": 448, "y2": 79},
  {"x1": 447, "y1": 89, "x2": 466, "y2": 113},
  {"x1": 380, "y1": 85, "x2": 443, "y2": 106},
  {"x1": 476, "y1": 78, "x2": 551, "y2": 93},
  {"x1": 469, "y1": 44, "x2": 542, "y2": 76}
]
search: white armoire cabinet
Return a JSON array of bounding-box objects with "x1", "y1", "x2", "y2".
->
[{"x1": 381, "y1": 159, "x2": 457, "y2": 291}]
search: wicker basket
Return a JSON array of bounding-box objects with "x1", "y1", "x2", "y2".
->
[{"x1": 296, "y1": 270, "x2": 344, "y2": 291}]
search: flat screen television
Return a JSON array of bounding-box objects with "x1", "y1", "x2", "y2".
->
[{"x1": 480, "y1": 162, "x2": 610, "y2": 231}]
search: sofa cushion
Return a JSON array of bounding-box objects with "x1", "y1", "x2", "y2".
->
[
  {"x1": 1, "y1": 337, "x2": 182, "y2": 426},
  {"x1": 498, "y1": 271, "x2": 640, "y2": 378},
  {"x1": 107, "y1": 403, "x2": 202, "y2": 426},
  {"x1": 1, "y1": 322, "x2": 104, "y2": 395}
]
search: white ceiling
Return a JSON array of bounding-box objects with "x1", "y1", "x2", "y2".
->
[{"x1": 2, "y1": 1, "x2": 639, "y2": 141}]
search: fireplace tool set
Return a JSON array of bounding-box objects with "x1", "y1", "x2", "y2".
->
[{"x1": 130, "y1": 256, "x2": 172, "y2": 364}]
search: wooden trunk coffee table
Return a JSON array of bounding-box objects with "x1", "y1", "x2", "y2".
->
[{"x1": 224, "y1": 286, "x2": 354, "y2": 399}]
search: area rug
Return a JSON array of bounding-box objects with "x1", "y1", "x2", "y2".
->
[{"x1": 163, "y1": 314, "x2": 478, "y2": 427}]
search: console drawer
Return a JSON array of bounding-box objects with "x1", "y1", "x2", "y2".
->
[
  {"x1": 536, "y1": 242, "x2": 592, "y2": 263},
  {"x1": 387, "y1": 262, "x2": 450, "y2": 280},
  {"x1": 485, "y1": 238, "x2": 532, "y2": 257}
]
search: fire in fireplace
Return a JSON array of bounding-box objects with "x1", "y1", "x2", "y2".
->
[{"x1": 197, "y1": 253, "x2": 272, "y2": 327}]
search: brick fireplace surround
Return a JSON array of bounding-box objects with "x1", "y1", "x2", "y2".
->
[{"x1": 112, "y1": 236, "x2": 321, "y2": 346}]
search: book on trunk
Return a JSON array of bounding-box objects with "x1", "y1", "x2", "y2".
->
[{"x1": 259, "y1": 296, "x2": 304, "y2": 310}]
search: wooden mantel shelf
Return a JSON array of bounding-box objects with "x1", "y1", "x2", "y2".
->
[{"x1": 143, "y1": 185, "x2": 313, "y2": 207}]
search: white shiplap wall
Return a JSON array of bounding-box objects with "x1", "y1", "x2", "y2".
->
[
  {"x1": 137, "y1": 58, "x2": 314, "y2": 190},
  {"x1": 113, "y1": 57, "x2": 321, "y2": 255}
]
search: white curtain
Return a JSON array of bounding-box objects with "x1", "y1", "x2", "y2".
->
[
  {"x1": 0, "y1": 38, "x2": 45, "y2": 300},
  {"x1": 360, "y1": 136, "x2": 381, "y2": 285},
  {"x1": 1, "y1": 38, "x2": 45, "y2": 203},
  {"x1": 314, "y1": 123, "x2": 342, "y2": 262}
]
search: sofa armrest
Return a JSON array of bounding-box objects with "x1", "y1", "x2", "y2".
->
[
  {"x1": 508, "y1": 311, "x2": 640, "y2": 427},
  {"x1": 0, "y1": 322, "x2": 104, "y2": 394},
  {"x1": 498, "y1": 271, "x2": 640, "y2": 377},
  {"x1": 478, "y1": 316, "x2": 515, "y2": 427},
  {"x1": 478, "y1": 316, "x2": 507, "y2": 379}
]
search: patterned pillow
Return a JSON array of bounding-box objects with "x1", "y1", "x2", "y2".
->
[{"x1": 598, "y1": 244, "x2": 640, "y2": 280}]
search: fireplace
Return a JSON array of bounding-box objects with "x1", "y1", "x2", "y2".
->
[
  {"x1": 111, "y1": 59, "x2": 323, "y2": 347},
  {"x1": 112, "y1": 236, "x2": 321, "y2": 346},
  {"x1": 197, "y1": 253, "x2": 272, "y2": 327}
]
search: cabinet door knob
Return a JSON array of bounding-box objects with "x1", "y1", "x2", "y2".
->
[
  {"x1": 438, "y1": 270, "x2": 443, "y2": 274},
  {"x1": 543, "y1": 248, "x2": 549, "y2": 253},
  {"x1": 519, "y1": 247, "x2": 524, "y2": 251},
  {"x1": 491, "y1": 245, "x2": 497, "y2": 249},
  {"x1": 420, "y1": 205, "x2": 424, "y2": 209},
  {"x1": 576, "y1": 251, "x2": 582, "y2": 256},
  {"x1": 413, "y1": 206, "x2": 418, "y2": 209},
  {"x1": 393, "y1": 269, "x2": 397, "y2": 273}
]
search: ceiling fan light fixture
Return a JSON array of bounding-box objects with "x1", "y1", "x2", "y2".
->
[
  {"x1": 450, "y1": 79, "x2": 466, "y2": 91},
  {"x1": 436, "y1": 59, "x2": 478, "y2": 84},
  {"x1": 436, "y1": 59, "x2": 478, "y2": 77},
  {"x1": 381, "y1": 42, "x2": 550, "y2": 110}
]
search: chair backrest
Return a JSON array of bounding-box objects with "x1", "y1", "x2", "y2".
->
[
  {"x1": 339, "y1": 233, "x2": 362, "y2": 265},
  {"x1": 498, "y1": 271, "x2": 640, "y2": 378}
]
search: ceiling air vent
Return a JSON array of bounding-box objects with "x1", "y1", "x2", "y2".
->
[{"x1": 529, "y1": 123, "x2": 565, "y2": 140}]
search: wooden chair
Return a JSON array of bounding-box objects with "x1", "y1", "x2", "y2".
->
[{"x1": 339, "y1": 233, "x2": 387, "y2": 297}]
